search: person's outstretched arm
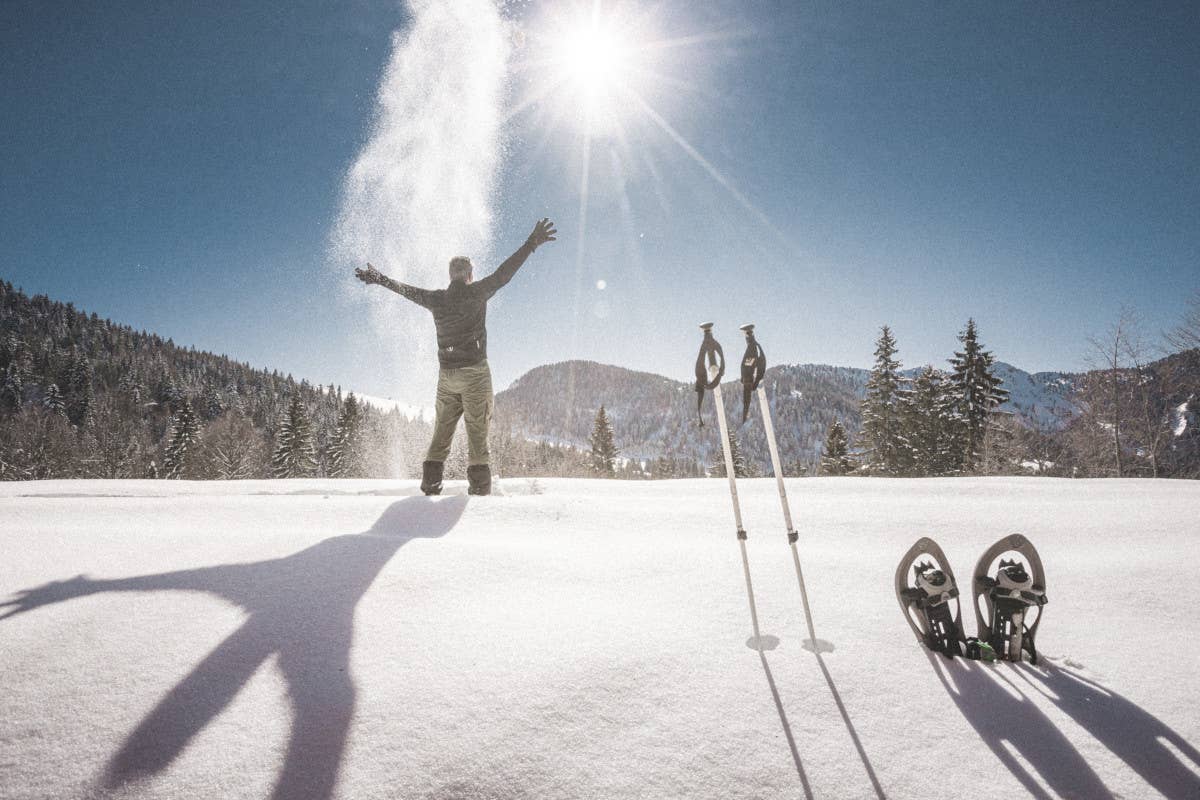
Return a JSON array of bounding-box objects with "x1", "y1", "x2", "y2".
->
[
  {"x1": 474, "y1": 218, "x2": 557, "y2": 299},
  {"x1": 355, "y1": 264, "x2": 436, "y2": 309}
]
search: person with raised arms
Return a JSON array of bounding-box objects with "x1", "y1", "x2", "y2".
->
[{"x1": 356, "y1": 218, "x2": 557, "y2": 496}]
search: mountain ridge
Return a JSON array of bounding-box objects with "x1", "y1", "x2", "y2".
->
[{"x1": 492, "y1": 357, "x2": 1083, "y2": 471}]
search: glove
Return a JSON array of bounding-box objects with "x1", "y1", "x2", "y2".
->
[{"x1": 355, "y1": 264, "x2": 383, "y2": 285}]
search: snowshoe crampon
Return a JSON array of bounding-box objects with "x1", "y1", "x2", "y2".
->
[
  {"x1": 896, "y1": 537, "x2": 965, "y2": 658},
  {"x1": 972, "y1": 534, "x2": 1047, "y2": 664}
]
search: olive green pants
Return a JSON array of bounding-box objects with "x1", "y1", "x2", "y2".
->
[{"x1": 426, "y1": 360, "x2": 493, "y2": 466}]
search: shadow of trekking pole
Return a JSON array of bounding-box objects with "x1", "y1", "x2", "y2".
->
[
  {"x1": 1013, "y1": 663, "x2": 1200, "y2": 800},
  {"x1": 927, "y1": 651, "x2": 1115, "y2": 799}
]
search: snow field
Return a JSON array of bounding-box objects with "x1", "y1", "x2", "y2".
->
[{"x1": 1, "y1": 477, "x2": 1198, "y2": 799}]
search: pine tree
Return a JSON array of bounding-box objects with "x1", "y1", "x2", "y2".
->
[
  {"x1": 2, "y1": 363, "x2": 23, "y2": 410},
  {"x1": 785, "y1": 458, "x2": 810, "y2": 478},
  {"x1": 271, "y1": 395, "x2": 317, "y2": 478},
  {"x1": 199, "y1": 412, "x2": 265, "y2": 479},
  {"x1": 42, "y1": 383, "x2": 67, "y2": 418},
  {"x1": 163, "y1": 399, "x2": 201, "y2": 479},
  {"x1": 0, "y1": 406, "x2": 76, "y2": 480},
  {"x1": 66, "y1": 348, "x2": 94, "y2": 425},
  {"x1": 946, "y1": 319, "x2": 1009, "y2": 473},
  {"x1": 201, "y1": 385, "x2": 224, "y2": 420},
  {"x1": 819, "y1": 419, "x2": 856, "y2": 476},
  {"x1": 860, "y1": 325, "x2": 909, "y2": 474},
  {"x1": 78, "y1": 380, "x2": 97, "y2": 431},
  {"x1": 902, "y1": 366, "x2": 954, "y2": 476},
  {"x1": 588, "y1": 404, "x2": 618, "y2": 475},
  {"x1": 328, "y1": 394, "x2": 363, "y2": 478},
  {"x1": 711, "y1": 428, "x2": 750, "y2": 478},
  {"x1": 650, "y1": 456, "x2": 677, "y2": 479}
]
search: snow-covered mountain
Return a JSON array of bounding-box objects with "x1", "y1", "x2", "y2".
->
[
  {"x1": 494, "y1": 359, "x2": 1082, "y2": 470},
  {"x1": 990, "y1": 362, "x2": 1081, "y2": 430}
]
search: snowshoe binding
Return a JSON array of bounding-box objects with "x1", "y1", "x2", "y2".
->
[
  {"x1": 972, "y1": 534, "x2": 1047, "y2": 664},
  {"x1": 896, "y1": 537, "x2": 965, "y2": 658}
]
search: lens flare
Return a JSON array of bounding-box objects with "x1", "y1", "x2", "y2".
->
[{"x1": 550, "y1": 14, "x2": 643, "y2": 133}]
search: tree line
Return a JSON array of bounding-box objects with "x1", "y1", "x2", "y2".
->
[
  {"x1": 0, "y1": 280, "x2": 689, "y2": 482},
  {"x1": 0, "y1": 280, "x2": 435, "y2": 480},
  {"x1": 817, "y1": 301, "x2": 1200, "y2": 479},
  {"x1": 2, "y1": 278, "x2": 1195, "y2": 481}
]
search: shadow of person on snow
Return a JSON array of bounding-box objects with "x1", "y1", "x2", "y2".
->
[
  {"x1": 0, "y1": 495, "x2": 469, "y2": 800},
  {"x1": 1012, "y1": 663, "x2": 1200, "y2": 800},
  {"x1": 927, "y1": 651, "x2": 1115, "y2": 799}
]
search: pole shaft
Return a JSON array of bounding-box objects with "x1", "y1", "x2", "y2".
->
[
  {"x1": 711, "y1": 379, "x2": 761, "y2": 643},
  {"x1": 757, "y1": 385, "x2": 819, "y2": 643},
  {"x1": 712, "y1": 383, "x2": 744, "y2": 533},
  {"x1": 740, "y1": 539, "x2": 763, "y2": 642},
  {"x1": 756, "y1": 386, "x2": 794, "y2": 534},
  {"x1": 790, "y1": 541, "x2": 819, "y2": 645}
]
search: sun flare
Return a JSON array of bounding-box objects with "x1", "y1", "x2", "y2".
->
[
  {"x1": 559, "y1": 23, "x2": 626, "y2": 91},
  {"x1": 547, "y1": 16, "x2": 643, "y2": 132},
  {"x1": 507, "y1": 2, "x2": 793, "y2": 336}
]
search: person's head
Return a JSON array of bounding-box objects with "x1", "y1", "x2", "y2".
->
[{"x1": 448, "y1": 256, "x2": 473, "y2": 284}]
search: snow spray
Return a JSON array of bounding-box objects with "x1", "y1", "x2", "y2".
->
[{"x1": 331, "y1": 0, "x2": 511, "y2": 475}]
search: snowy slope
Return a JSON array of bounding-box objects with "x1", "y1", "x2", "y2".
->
[
  {"x1": 492, "y1": 360, "x2": 1083, "y2": 470},
  {"x1": 1, "y1": 478, "x2": 1198, "y2": 800},
  {"x1": 991, "y1": 362, "x2": 1080, "y2": 430},
  {"x1": 354, "y1": 393, "x2": 432, "y2": 422}
]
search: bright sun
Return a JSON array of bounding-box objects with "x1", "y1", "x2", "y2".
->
[
  {"x1": 559, "y1": 24, "x2": 626, "y2": 91},
  {"x1": 550, "y1": 19, "x2": 639, "y2": 131},
  {"x1": 509, "y1": 3, "x2": 793, "y2": 339}
]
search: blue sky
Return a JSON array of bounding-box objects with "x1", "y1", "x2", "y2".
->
[{"x1": 2, "y1": 1, "x2": 1197, "y2": 402}]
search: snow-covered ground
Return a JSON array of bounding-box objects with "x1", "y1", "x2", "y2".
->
[{"x1": 1, "y1": 477, "x2": 1198, "y2": 800}]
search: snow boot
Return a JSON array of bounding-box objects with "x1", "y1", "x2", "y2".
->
[
  {"x1": 420, "y1": 460, "x2": 444, "y2": 496},
  {"x1": 467, "y1": 464, "x2": 491, "y2": 496}
]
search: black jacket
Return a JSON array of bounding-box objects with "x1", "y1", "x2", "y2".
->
[{"x1": 384, "y1": 240, "x2": 536, "y2": 368}]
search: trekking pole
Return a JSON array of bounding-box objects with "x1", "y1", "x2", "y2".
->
[
  {"x1": 740, "y1": 323, "x2": 819, "y2": 645},
  {"x1": 696, "y1": 323, "x2": 764, "y2": 648}
]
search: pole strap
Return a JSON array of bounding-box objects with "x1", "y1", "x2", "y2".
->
[
  {"x1": 694, "y1": 323, "x2": 725, "y2": 427},
  {"x1": 739, "y1": 324, "x2": 766, "y2": 423}
]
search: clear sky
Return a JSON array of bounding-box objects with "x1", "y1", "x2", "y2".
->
[{"x1": 2, "y1": 1, "x2": 1197, "y2": 404}]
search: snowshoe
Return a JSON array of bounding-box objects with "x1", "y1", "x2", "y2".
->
[
  {"x1": 896, "y1": 537, "x2": 965, "y2": 658},
  {"x1": 971, "y1": 534, "x2": 1047, "y2": 664}
]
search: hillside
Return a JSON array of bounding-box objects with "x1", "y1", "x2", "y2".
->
[
  {"x1": 2, "y1": 478, "x2": 1198, "y2": 799},
  {"x1": 0, "y1": 280, "x2": 433, "y2": 480},
  {"x1": 5, "y1": 278, "x2": 1195, "y2": 480},
  {"x1": 494, "y1": 359, "x2": 1083, "y2": 472}
]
